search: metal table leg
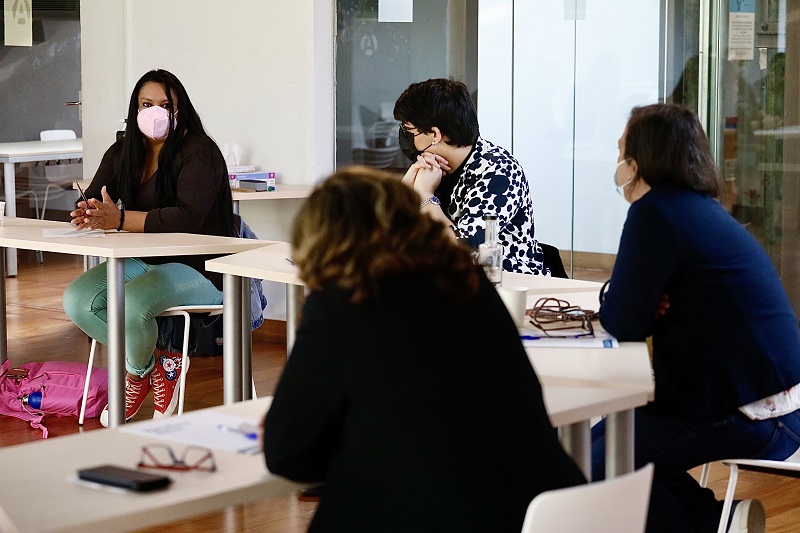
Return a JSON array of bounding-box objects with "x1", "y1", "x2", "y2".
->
[
  {"x1": 561, "y1": 421, "x2": 591, "y2": 480},
  {"x1": 223, "y1": 273, "x2": 244, "y2": 404},
  {"x1": 241, "y1": 278, "x2": 252, "y2": 400},
  {"x1": 106, "y1": 257, "x2": 126, "y2": 427},
  {"x1": 285, "y1": 284, "x2": 305, "y2": 356},
  {"x1": 0, "y1": 248, "x2": 6, "y2": 363},
  {"x1": 606, "y1": 410, "x2": 635, "y2": 477},
  {"x1": 3, "y1": 162, "x2": 17, "y2": 277}
]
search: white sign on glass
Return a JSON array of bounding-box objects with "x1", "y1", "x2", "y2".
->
[
  {"x1": 378, "y1": 0, "x2": 413, "y2": 23},
  {"x1": 4, "y1": 0, "x2": 33, "y2": 47}
]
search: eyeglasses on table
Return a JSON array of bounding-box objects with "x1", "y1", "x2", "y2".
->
[
  {"x1": 138, "y1": 443, "x2": 217, "y2": 472},
  {"x1": 526, "y1": 297, "x2": 598, "y2": 337}
]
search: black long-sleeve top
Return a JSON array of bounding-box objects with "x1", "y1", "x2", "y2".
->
[
  {"x1": 264, "y1": 270, "x2": 585, "y2": 532},
  {"x1": 85, "y1": 133, "x2": 233, "y2": 289}
]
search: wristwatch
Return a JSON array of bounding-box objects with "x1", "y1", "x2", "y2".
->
[{"x1": 420, "y1": 196, "x2": 441, "y2": 209}]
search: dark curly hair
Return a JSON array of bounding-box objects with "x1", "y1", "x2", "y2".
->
[
  {"x1": 291, "y1": 166, "x2": 480, "y2": 303},
  {"x1": 393, "y1": 78, "x2": 479, "y2": 147}
]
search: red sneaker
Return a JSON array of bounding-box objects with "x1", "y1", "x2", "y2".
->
[
  {"x1": 99, "y1": 373, "x2": 151, "y2": 427},
  {"x1": 152, "y1": 350, "x2": 189, "y2": 418}
]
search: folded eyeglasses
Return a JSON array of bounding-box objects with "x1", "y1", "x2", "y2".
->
[{"x1": 139, "y1": 443, "x2": 216, "y2": 473}]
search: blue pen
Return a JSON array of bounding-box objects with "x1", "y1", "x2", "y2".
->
[
  {"x1": 520, "y1": 335, "x2": 585, "y2": 340},
  {"x1": 217, "y1": 424, "x2": 259, "y2": 440}
]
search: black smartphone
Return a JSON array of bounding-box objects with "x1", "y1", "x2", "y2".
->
[{"x1": 78, "y1": 464, "x2": 172, "y2": 492}]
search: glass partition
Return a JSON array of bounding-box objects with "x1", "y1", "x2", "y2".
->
[
  {"x1": 709, "y1": 0, "x2": 800, "y2": 312},
  {"x1": 334, "y1": 0, "x2": 478, "y2": 172}
]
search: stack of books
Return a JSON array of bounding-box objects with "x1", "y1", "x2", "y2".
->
[{"x1": 228, "y1": 167, "x2": 276, "y2": 191}]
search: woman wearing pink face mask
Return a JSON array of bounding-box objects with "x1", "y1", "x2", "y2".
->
[{"x1": 63, "y1": 69, "x2": 236, "y2": 426}]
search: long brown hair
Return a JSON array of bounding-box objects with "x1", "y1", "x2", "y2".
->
[{"x1": 291, "y1": 167, "x2": 480, "y2": 303}]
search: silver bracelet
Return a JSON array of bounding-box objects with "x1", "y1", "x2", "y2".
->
[{"x1": 420, "y1": 196, "x2": 441, "y2": 209}]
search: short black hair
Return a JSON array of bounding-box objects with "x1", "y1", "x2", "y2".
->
[
  {"x1": 393, "y1": 78, "x2": 479, "y2": 147},
  {"x1": 625, "y1": 103, "x2": 721, "y2": 197}
]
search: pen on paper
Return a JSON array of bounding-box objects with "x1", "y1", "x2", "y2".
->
[
  {"x1": 520, "y1": 335, "x2": 586, "y2": 341},
  {"x1": 237, "y1": 444, "x2": 262, "y2": 455},
  {"x1": 217, "y1": 424, "x2": 259, "y2": 440},
  {"x1": 285, "y1": 257, "x2": 296, "y2": 266}
]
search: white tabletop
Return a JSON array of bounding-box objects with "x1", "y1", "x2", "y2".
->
[
  {"x1": 206, "y1": 244, "x2": 654, "y2": 427},
  {"x1": 206, "y1": 241, "x2": 301, "y2": 285},
  {"x1": 502, "y1": 271, "x2": 602, "y2": 293},
  {"x1": 0, "y1": 398, "x2": 299, "y2": 533},
  {"x1": 0, "y1": 217, "x2": 271, "y2": 258},
  {"x1": 0, "y1": 138, "x2": 83, "y2": 161},
  {"x1": 232, "y1": 184, "x2": 313, "y2": 201}
]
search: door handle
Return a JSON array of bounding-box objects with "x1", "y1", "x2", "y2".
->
[{"x1": 65, "y1": 101, "x2": 81, "y2": 106}]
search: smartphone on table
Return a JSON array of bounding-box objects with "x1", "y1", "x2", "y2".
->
[{"x1": 77, "y1": 464, "x2": 172, "y2": 492}]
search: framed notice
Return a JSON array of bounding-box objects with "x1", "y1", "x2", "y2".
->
[{"x1": 728, "y1": 0, "x2": 755, "y2": 61}]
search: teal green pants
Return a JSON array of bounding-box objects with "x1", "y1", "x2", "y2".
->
[{"x1": 63, "y1": 259, "x2": 222, "y2": 377}]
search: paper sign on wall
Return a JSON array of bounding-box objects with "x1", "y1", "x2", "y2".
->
[
  {"x1": 4, "y1": 0, "x2": 33, "y2": 47},
  {"x1": 378, "y1": 0, "x2": 413, "y2": 23},
  {"x1": 728, "y1": 0, "x2": 755, "y2": 61}
]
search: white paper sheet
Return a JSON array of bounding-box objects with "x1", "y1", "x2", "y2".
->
[
  {"x1": 120, "y1": 411, "x2": 263, "y2": 454},
  {"x1": 519, "y1": 326, "x2": 619, "y2": 349},
  {"x1": 42, "y1": 229, "x2": 106, "y2": 239}
]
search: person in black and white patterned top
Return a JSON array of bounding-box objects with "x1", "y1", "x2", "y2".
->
[{"x1": 394, "y1": 78, "x2": 549, "y2": 275}]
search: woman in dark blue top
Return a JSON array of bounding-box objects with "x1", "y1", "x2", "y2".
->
[{"x1": 594, "y1": 104, "x2": 800, "y2": 533}]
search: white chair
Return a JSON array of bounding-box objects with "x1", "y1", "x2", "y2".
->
[
  {"x1": 520, "y1": 463, "x2": 654, "y2": 533},
  {"x1": 22, "y1": 130, "x2": 82, "y2": 262},
  {"x1": 78, "y1": 304, "x2": 257, "y2": 424},
  {"x1": 699, "y1": 448, "x2": 800, "y2": 533},
  {"x1": 40, "y1": 129, "x2": 77, "y2": 141}
]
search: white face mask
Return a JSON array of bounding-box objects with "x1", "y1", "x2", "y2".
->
[{"x1": 614, "y1": 159, "x2": 634, "y2": 197}]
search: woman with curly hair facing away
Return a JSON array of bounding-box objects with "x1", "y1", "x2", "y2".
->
[{"x1": 263, "y1": 167, "x2": 584, "y2": 532}]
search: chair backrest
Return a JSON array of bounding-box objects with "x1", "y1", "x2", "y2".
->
[
  {"x1": 540, "y1": 242, "x2": 569, "y2": 278},
  {"x1": 40, "y1": 129, "x2": 77, "y2": 141},
  {"x1": 520, "y1": 463, "x2": 654, "y2": 533}
]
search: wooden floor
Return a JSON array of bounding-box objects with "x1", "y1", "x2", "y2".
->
[{"x1": 1, "y1": 253, "x2": 799, "y2": 532}]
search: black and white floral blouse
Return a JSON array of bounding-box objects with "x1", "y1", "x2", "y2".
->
[{"x1": 438, "y1": 137, "x2": 549, "y2": 275}]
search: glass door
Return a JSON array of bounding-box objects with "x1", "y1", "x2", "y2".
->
[{"x1": 709, "y1": 0, "x2": 800, "y2": 311}]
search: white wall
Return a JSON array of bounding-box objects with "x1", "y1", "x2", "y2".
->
[
  {"x1": 480, "y1": 0, "x2": 661, "y2": 255},
  {"x1": 80, "y1": 0, "x2": 335, "y2": 319}
]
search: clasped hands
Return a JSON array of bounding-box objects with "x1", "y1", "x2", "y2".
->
[
  {"x1": 401, "y1": 153, "x2": 451, "y2": 198},
  {"x1": 70, "y1": 186, "x2": 122, "y2": 231}
]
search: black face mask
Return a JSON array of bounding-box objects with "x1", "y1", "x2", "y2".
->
[{"x1": 398, "y1": 126, "x2": 432, "y2": 162}]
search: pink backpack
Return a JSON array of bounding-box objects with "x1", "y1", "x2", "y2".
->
[{"x1": 0, "y1": 360, "x2": 108, "y2": 438}]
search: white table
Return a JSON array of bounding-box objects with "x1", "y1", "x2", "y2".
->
[
  {"x1": 514, "y1": 284, "x2": 653, "y2": 478},
  {"x1": 527, "y1": 340, "x2": 652, "y2": 479},
  {"x1": 207, "y1": 245, "x2": 655, "y2": 478},
  {"x1": 75, "y1": 181, "x2": 314, "y2": 215},
  {"x1": 0, "y1": 139, "x2": 84, "y2": 276},
  {"x1": 231, "y1": 184, "x2": 313, "y2": 213},
  {"x1": 0, "y1": 217, "x2": 269, "y2": 427},
  {"x1": 0, "y1": 397, "x2": 299, "y2": 533},
  {"x1": 207, "y1": 242, "x2": 300, "y2": 404}
]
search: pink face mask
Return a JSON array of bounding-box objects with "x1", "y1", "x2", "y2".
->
[{"x1": 137, "y1": 105, "x2": 175, "y2": 140}]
